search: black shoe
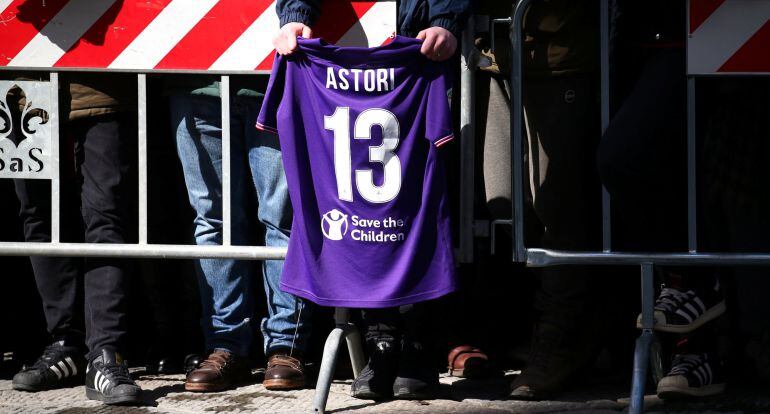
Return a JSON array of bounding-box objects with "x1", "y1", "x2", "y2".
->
[
  {"x1": 12, "y1": 341, "x2": 86, "y2": 392},
  {"x1": 85, "y1": 349, "x2": 142, "y2": 405},
  {"x1": 637, "y1": 281, "x2": 725, "y2": 334},
  {"x1": 184, "y1": 353, "x2": 203, "y2": 376},
  {"x1": 351, "y1": 339, "x2": 398, "y2": 400},
  {"x1": 392, "y1": 339, "x2": 438, "y2": 400},
  {"x1": 657, "y1": 353, "x2": 725, "y2": 399}
]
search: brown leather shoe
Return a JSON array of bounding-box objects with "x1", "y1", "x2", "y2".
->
[
  {"x1": 185, "y1": 350, "x2": 250, "y2": 392},
  {"x1": 263, "y1": 352, "x2": 305, "y2": 390},
  {"x1": 448, "y1": 345, "x2": 490, "y2": 378}
]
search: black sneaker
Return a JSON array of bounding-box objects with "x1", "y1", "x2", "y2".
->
[
  {"x1": 351, "y1": 339, "x2": 399, "y2": 400},
  {"x1": 657, "y1": 353, "x2": 726, "y2": 399},
  {"x1": 85, "y1": 349, "x2": 142, "y2": 405},
  {"x1": 392, "y1": 339, "x2": 439, "y2": 400},
  {"x1": 637, "y1": 284, "x2": 725, "y2": 334},
  {"x1": 12, "y1": 341, "x2": 86, "y2": 391}
]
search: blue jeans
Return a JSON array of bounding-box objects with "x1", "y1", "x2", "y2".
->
[{"x1": 170, "y1": 93, "x2": 310, "y2": 357}]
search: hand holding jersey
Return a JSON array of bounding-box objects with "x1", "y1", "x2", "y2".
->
[{"x1": 273, "y1": 22, "x2": 313, "y2": 55}]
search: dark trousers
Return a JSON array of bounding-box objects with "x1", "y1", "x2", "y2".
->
[
  {"x1": 478, "y1": 71, "x2": 602, "y2": 330},
  {"x1": 597, "y1": 49, "x2": 688, "y2": 253},
  {"x1": 14, "y1": 113, "x2": 135, "y2": 359},
  {"x1": 361, "y1": 304, "x2": 428, "y2": 345}
]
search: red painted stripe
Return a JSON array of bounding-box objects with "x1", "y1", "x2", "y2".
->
[
  {"x1": 155, "y1": 0, "x2": 273, "y2": 70},
  {"x1": 718, "y1": 19, "x2": 770, "y2": 72},
  {"x1": 54, "y1": 0, "x2": 172, "y2": 68},
  {"x1": 256, "y1": 53, "x2": 276, "y2": 71},
  {"x1": 255, "y1": 0, "x2": 376, "y2": 71},
  {"x1": 690, "y1": 0, "x2": 727, "y2": 34},
  {"x1": 0, "y1": 0, "x2": 68, "y2": 66}
]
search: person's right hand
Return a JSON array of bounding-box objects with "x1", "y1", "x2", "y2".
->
[{"x1": 273, "y1": 22, "x2": 313, "y2": 55}]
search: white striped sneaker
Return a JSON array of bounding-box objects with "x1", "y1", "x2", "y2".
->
[
  {"x1": 657, "y1": 353, "x2": 726, "y2": 399},
  {"x1": 12, "y1": 341, "x2": 86, "y2": 391},
  {"x1": 85, "y1": 349, "x2": 142, "y2": 405},
  {"x1": 636, "y1": 285, "x2": 725, "y2": 333}
]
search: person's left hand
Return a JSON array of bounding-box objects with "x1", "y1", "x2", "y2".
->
[{"x1": 416, "y1": 27, "x2": 457, "y2": 61}]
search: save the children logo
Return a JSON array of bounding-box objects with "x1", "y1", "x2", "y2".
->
[
  {"x1": 321, "y1": 208, "x2": 408, "y2": 243},
  {"x1": 321, "y1": 209, "x2": 349, "y2": 240},
  {"x1": 0, "y1": 81, "x2": 53, "y2": 179}
]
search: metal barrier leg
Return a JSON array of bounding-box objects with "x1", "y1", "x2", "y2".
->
[
  {"x1": 630, "y1": 263, "x2": 655, "y2": 414},
  {"x1": 631, "y1": 329, "x2": 653, "y2": 413},
  {"x1": 312, "y1": 308, "x2": 361, "y2": 414},
  {"x1": 344, "y1": 327, "x2": 365, "y2": 378},
  {"x1": 459, "y1": 16, "x2": 476, "y2": 264},
  {"x1": 312, "y1": 326, "x2": 345, "y2": 414}
]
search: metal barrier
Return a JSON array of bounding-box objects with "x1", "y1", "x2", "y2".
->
[
  {"x1": 0, "y1": 72, "x2": 289, "y2": 260},
  {"x1": 0, "y1": 2, "x2": 399, "y2": 413},
  {"x1": 504, "y1": 0, "x2": 770, "y2": 413}
]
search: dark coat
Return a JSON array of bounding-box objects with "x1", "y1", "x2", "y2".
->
[{"x1": 276, "y1": 0, "x2": 470, "y2": 38}]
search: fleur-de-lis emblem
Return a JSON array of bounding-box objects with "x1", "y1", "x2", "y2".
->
[{"x1": 0, "y1": 84, "x2": 50, "y2": 146}]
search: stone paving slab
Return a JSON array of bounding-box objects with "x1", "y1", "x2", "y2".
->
[{"x1": 1, "y1": 373, "x2": 768, "y2": 414}]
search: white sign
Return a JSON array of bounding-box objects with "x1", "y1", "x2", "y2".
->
[{"x1": 0, "y1": 81, "x2": 53, "y2": 179}]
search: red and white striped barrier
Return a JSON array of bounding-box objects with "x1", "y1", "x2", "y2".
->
[
  {"x1": 0, "y1": 0, "x2": 395, "y2": 72},
  {"x1": 688, "y1": 0, "x2": 770, "y2": 74}
]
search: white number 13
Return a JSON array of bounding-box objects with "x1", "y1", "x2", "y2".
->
[{"x1": 324, "y1": 107, "x2": 402, "y2": 203}]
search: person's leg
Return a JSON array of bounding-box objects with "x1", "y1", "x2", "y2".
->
[
  {"x1": 482, "y1": 74, "x2": 512, "y2": 219},
  {"x1": 13, "y1": 178, "x2": 84, "y2": 346},
  {"x1": 11, "y1": 131, "x2": 87, "y2": 391},
  {"x1": 597, "y1": 49, "x2": 687, "y2": 252},
  {"x1": 511, "y1": 74, "x2": 602, "y2": 400},
  {"x1": 76, "y1": 113, "x2": 135, "y2": 357},
  {"x1": 352, "y1": 307, "x2": 401, "y2": 400},
  {"x1": 238, "y1": 96, "x2": 310, "y2": 389},
  {"x1": 75, "y1": 113, "x2": 142, "y2": 405},
  {"x1": 170, "y1": 93, "x2": 253, "y2": 392}
]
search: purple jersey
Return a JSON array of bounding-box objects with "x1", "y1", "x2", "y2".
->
[{"x1": 257, "y1": 36, "x2": 456, "y2": 308}]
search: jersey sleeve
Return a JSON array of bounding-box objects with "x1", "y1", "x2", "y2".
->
[
  {"x1": 425, "y1": 66, "x2": 454, "y2": 148},
  {"x1": 256, "y1": 54, "x2": 287, "y2": 135}
]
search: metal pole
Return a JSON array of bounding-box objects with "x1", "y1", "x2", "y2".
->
[
  {"x1": 600, "y1": 0, "x2": 612, "y2": 252},
  {"x1": 0, "y1": 242, "x2": 286, "y2": 260},
  {"x1": 630, "y1": 263, "x2": 655, "y2": 414},
  {"x1": 49, "y1": 72, "x2": 60, "y2": 243},
  {"x1": 137, "y1": 73, "x2": 148, "y2": 244},
  {"x1": 510, "y1": 0, "x2": 533, "y2": 262},
  {"x1": 459, "y1": 16, "x2": 476, "y2": 263},
  {"x1": 345, "y1": 327, "x2": 365, "y2": 378},
  {"x1": 313, "y1": 308, "x2": 352, "y2": 414},
  {"x1": 221, "y1": 75, "x2": 232, "y2": 246},
  {"x1": 687, "y1": 76, "x2": 697, "y2": 252}
]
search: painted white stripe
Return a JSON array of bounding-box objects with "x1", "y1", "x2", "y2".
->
[
  {"x1": 0, "y1": 0, "x2": 14, "y2": 15},
  {"x1": 335, "y1": 1, "x2": 397, "y2": 48},
  {"x1": 209, "y1": 1, "x2": 278, "y2": 71},
  {"x1": 49, "y1": 365, "x2": 62, "y2": 380},
  {"x1": 57, "y1": 361, "x2": 70, "y2": 377},
  {"x1": 688, "y1": 0, "x2": 770, "y2": 74},
  {"x1": 100, "y1": 375, "x2": 109, "y2": 392},
  {"x1": 109, "y1": 0, "x2": 219, "y2": 69},
  {"x1": 65, "y1": 357, "x2": 78, "y2": 376},
  {"x1": 8, "y1": 0, "x2": 117, "y2": 67}
]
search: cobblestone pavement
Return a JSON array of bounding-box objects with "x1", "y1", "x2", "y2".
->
[{"x1": 1, "y1": 371, "x2": 769, "y2": 414}]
